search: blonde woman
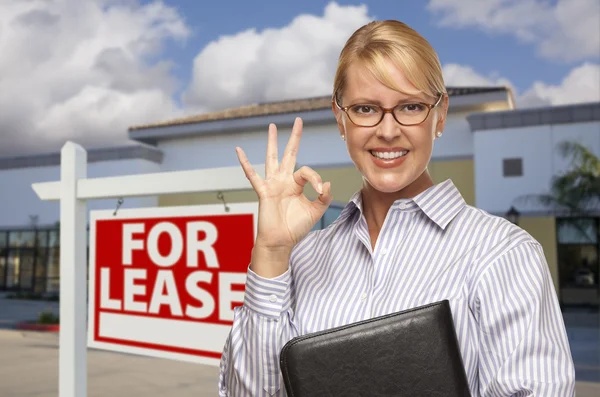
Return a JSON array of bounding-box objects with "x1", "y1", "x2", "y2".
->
[{"x1": 218, "y1": 20, "x2": 575, "y2": 397}]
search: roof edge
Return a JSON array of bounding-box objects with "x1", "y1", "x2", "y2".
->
[
  {"x1": 467, "y1": 101, "x2": 600, "y2": 131},
  {"x1": 0, "y1": 143, "x2": 164, "y2": 171}
]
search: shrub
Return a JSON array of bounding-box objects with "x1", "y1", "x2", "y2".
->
[{"x1": 38, "y1": 311, "x2": 59, "y2": 324}]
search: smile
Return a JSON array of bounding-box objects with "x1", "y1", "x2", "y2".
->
[{"x1": 369, "y1": 150, "x2": 409, "y2": 160}]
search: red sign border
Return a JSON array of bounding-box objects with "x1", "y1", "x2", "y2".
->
[{"x1": 87, "y1": 202, "x2": 258, "y2": 366}]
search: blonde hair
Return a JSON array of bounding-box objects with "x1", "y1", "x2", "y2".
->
[{"x1": 333, "y1": 20, "x2": 446, "y2": 102}]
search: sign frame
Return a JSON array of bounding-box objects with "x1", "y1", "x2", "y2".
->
[{"x1": 87, "y1": 202, "x2": 259, "y2": 366}]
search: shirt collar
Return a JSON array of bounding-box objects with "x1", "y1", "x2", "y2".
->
[
  {"x1": 411, "y1": 179, "x2": 466, "y2": 230},
  {"x1": 336, "y1": 179, "x2": 466, "y2": 230},
  {"x1": 334, "y1": 190, "x2": 363, "y2": 224}
]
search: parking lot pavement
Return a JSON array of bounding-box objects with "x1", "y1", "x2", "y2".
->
[
  {"x1": 1, "y1": 329, "x2": 600, "y2": 397},
  {"x1": 0, "y1": 330, "x2": 219, "y2": 397}
]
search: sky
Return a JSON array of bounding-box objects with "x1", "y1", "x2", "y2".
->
[{"x1": 0, "y1": 0, "x2": 599, "y2": 156}]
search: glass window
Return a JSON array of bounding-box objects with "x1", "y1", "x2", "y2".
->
[
  {"x1": 0, "y1": 232, "x2": 6, "y2": 248},
  {"x1": 18, "y1": 250, "x2": 35, "y2": 290},
  {"x1": 6, "y1": 251, "x2": 19, "y2": 288},
  {"x1": 46, "y1": 248, "x2": 60, "y2": 293},
  {"x1": 36, "y1": 231, "x2": 49, "y2": 247},
  {"x1": 557, "y1": 218, "x2": 598, "y2": 244},
  {"x1": 0, "y1": 248, "x2": 6, "y2": 287},
  {"x1": 9, "y1": 231, "x2": 36, "y2": 248},
  {"x1": 49, "y1": 230, "x2": 59, "y2": 247}
]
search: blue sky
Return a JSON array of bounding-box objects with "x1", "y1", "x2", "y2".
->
[
  {"x1": 157, "y1": 0, "x2": 574, "y2": 95},
  {"x1": 0, "y1": 0, "x2": 598, "y2": 155}
]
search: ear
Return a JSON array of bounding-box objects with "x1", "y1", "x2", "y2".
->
[
  {"x1": 331, "y1": 99, "x2": 346, "y2": 138},
  {"x1": 435, "y1": 94, "x2": 449, "y2": 133}
]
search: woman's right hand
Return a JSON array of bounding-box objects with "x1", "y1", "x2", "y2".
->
[{"x1": 236, "y1": 117, "x2": 333, "y2": 278}]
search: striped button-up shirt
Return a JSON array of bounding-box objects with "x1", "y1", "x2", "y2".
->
[{"x1": 218, "y1": 179, "x2": 575, "y2": 396}]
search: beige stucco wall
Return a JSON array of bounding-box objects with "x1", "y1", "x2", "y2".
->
[
  {"x1": 159, "y1": 189, "x2": 258, "y2": 207},
  {"x1": 518, "y1": 216, "x2": 559, "y2": 293},
  {"x1": 158, "y1": 166, "x2": 364, "y2": 207},
  {"x1": 428, "y1": 159, "x2": 475, "y2": 206}
]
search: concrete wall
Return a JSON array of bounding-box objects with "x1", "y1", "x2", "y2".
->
[{"x1": 474, "y1": 120, "x2": 600, "y2": 214}]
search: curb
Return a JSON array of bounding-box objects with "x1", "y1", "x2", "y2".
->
[{"x1": 15, "y1": 322, "x2": 59, "y2": 332}]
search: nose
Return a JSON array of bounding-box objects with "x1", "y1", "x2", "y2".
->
[{"x1": 375, "y1": 112, "x2": 402, "y2": 141}]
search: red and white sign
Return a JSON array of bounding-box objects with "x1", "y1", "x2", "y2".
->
[{"x1": 87, "y1": 203, "x2": 258, "y2": 366}]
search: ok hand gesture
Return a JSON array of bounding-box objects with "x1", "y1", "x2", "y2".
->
[{"x1": 236, "y1": 118, "x2": 333, "y2": 277}]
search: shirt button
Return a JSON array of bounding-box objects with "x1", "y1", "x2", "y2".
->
[
  {"x1": 360, "y1": 293, "x2": 367, "y2": 301},
  {"x1": 269, "y1": 294, "x2": 277, "y2": 303},
  {"x1": 381, "y1": 248, "x2": 388, "y2": 255},
  {"x1": 398, "y1": 203, "x2": 407, "y2": 210}
]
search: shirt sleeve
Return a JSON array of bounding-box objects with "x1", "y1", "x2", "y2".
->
[
  {"x1": 473, "y1": 241, "x2": 576, "y2": 396},
  {"x1": 218, "y1": 265, "x2": 299, "y2": 397}
]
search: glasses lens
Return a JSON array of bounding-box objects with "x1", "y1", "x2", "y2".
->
[
  {"x1": 393, "y1": 104, "x2": 429, "y2": 125},
  {"x1": 347, "y1": 105, "x2": 383, "y2": 127},
  {"x1": 346, "y1": 103, "x2": 431, "y2": 126}
]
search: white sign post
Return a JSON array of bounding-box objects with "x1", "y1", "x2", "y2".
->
[{"x1": 32, "y1": 141, "x2": 264, "y2": 397}]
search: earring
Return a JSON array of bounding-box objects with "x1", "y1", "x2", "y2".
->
[
  {"x1": 436, "y1": 131, "x2": 442, "y2": 138},
  {"x1": 341, "y1": 135, "x2": 346, "y2": 141}
]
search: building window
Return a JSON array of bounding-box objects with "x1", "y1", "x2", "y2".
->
[
  {"x1": 0, "y1": 227, "x2": 59, "y2": 294},
  {"x1": 503, "y1": 158, "x2": 523, "y2": 177},
  {"x1": 556, "y1": 217, "x2": 599, "y2": 307}
]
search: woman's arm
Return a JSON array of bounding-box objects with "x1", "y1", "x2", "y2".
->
[
  {"x1": 473, "y1": 241, "x2": 575, "y2": 396},
  {"x1": 218, "y1": 265, "x2": 299, "y2": 397}
]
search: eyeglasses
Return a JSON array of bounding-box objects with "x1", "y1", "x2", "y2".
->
[{"x1": 333, "y1": 94, "x2": 443, "y2": 127}]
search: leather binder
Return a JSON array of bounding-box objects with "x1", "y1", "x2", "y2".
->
[{"x1": 279, "y1": 300, "x2": 471, "y2": 397}]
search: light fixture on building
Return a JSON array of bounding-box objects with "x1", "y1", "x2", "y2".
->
[{"x1": 506, "y1": 206, "x2": 520, "y2": 225}]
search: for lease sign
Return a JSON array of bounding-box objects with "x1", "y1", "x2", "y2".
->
[{"x1": 87, "y1": 203, "x2": 257, "y2": 366}]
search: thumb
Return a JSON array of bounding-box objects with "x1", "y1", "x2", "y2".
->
[{"x1": 310, "y1": 181, "x2": 333, "y2": 218}]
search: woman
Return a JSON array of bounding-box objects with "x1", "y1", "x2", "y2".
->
[{"x1": 218, "y1": 20, "x2": 575, "y2": 397}]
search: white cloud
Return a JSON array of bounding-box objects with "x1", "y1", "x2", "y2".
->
[
  {"x1": 519, "y1": 62, "x2": 600, "y2": 107},
  {"x1": 442, "y1": 62, "x2": 600, "y2": 108},
  {"x1": 442, "y1": 63, "x2": 512, "y2": 88},
  {"x1": 427, "y1": 0, "x2": 600, "y2": 62},
  {"x1": 183, "y1": 2, "x2": 372, "y2": 111},
  {"x1": 0, "y1": 0, "x2": 189, "y2": 156}
]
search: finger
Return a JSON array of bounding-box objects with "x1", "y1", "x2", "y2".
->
[
  {"x1": 293, "y1": 166, "x2": 323, "y2": 195},
  {"x1": 315, "y1": 181, "x2": 333, "y2": 205},
  {"x1": 280, "y1": 117, "x2": 303, "y2": 173},
  {"x1": 309, "y1": 181, "x2": 333, "y2": 218},
  {"x1": 235, "y1": 147, "x2": 263, "y2": 192},
  {"x1": 265, "y1": 123, "x2": 278, "y2": 178}
]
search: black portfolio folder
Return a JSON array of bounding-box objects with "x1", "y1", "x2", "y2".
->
[{"x1": 279, "y1": 300, "x2": 471, "y2": 396}]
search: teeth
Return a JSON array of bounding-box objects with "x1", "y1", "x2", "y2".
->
[{"x1": 370, "y1": 150, "x2": 408, "y2": 160}]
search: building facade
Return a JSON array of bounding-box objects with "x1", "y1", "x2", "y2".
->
[{"x1": 1, "y1": 88, "x2": 598, "y2": 308}]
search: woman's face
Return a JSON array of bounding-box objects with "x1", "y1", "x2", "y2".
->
[{"x1": 333, "y1": 58, "x2": 448, "y2": 198}]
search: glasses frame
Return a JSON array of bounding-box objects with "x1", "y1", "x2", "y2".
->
[{"x1": 333, "y1": 93, "x2": 444, "y2": 127}]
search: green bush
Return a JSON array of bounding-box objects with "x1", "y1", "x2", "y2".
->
[{"x1": 37, "y1": 311, "x2": 59, "y2": 324}]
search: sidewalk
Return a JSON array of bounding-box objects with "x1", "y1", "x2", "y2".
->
[{"x1": 0, "y1": 329, "x2": 219, "y2": 397}]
